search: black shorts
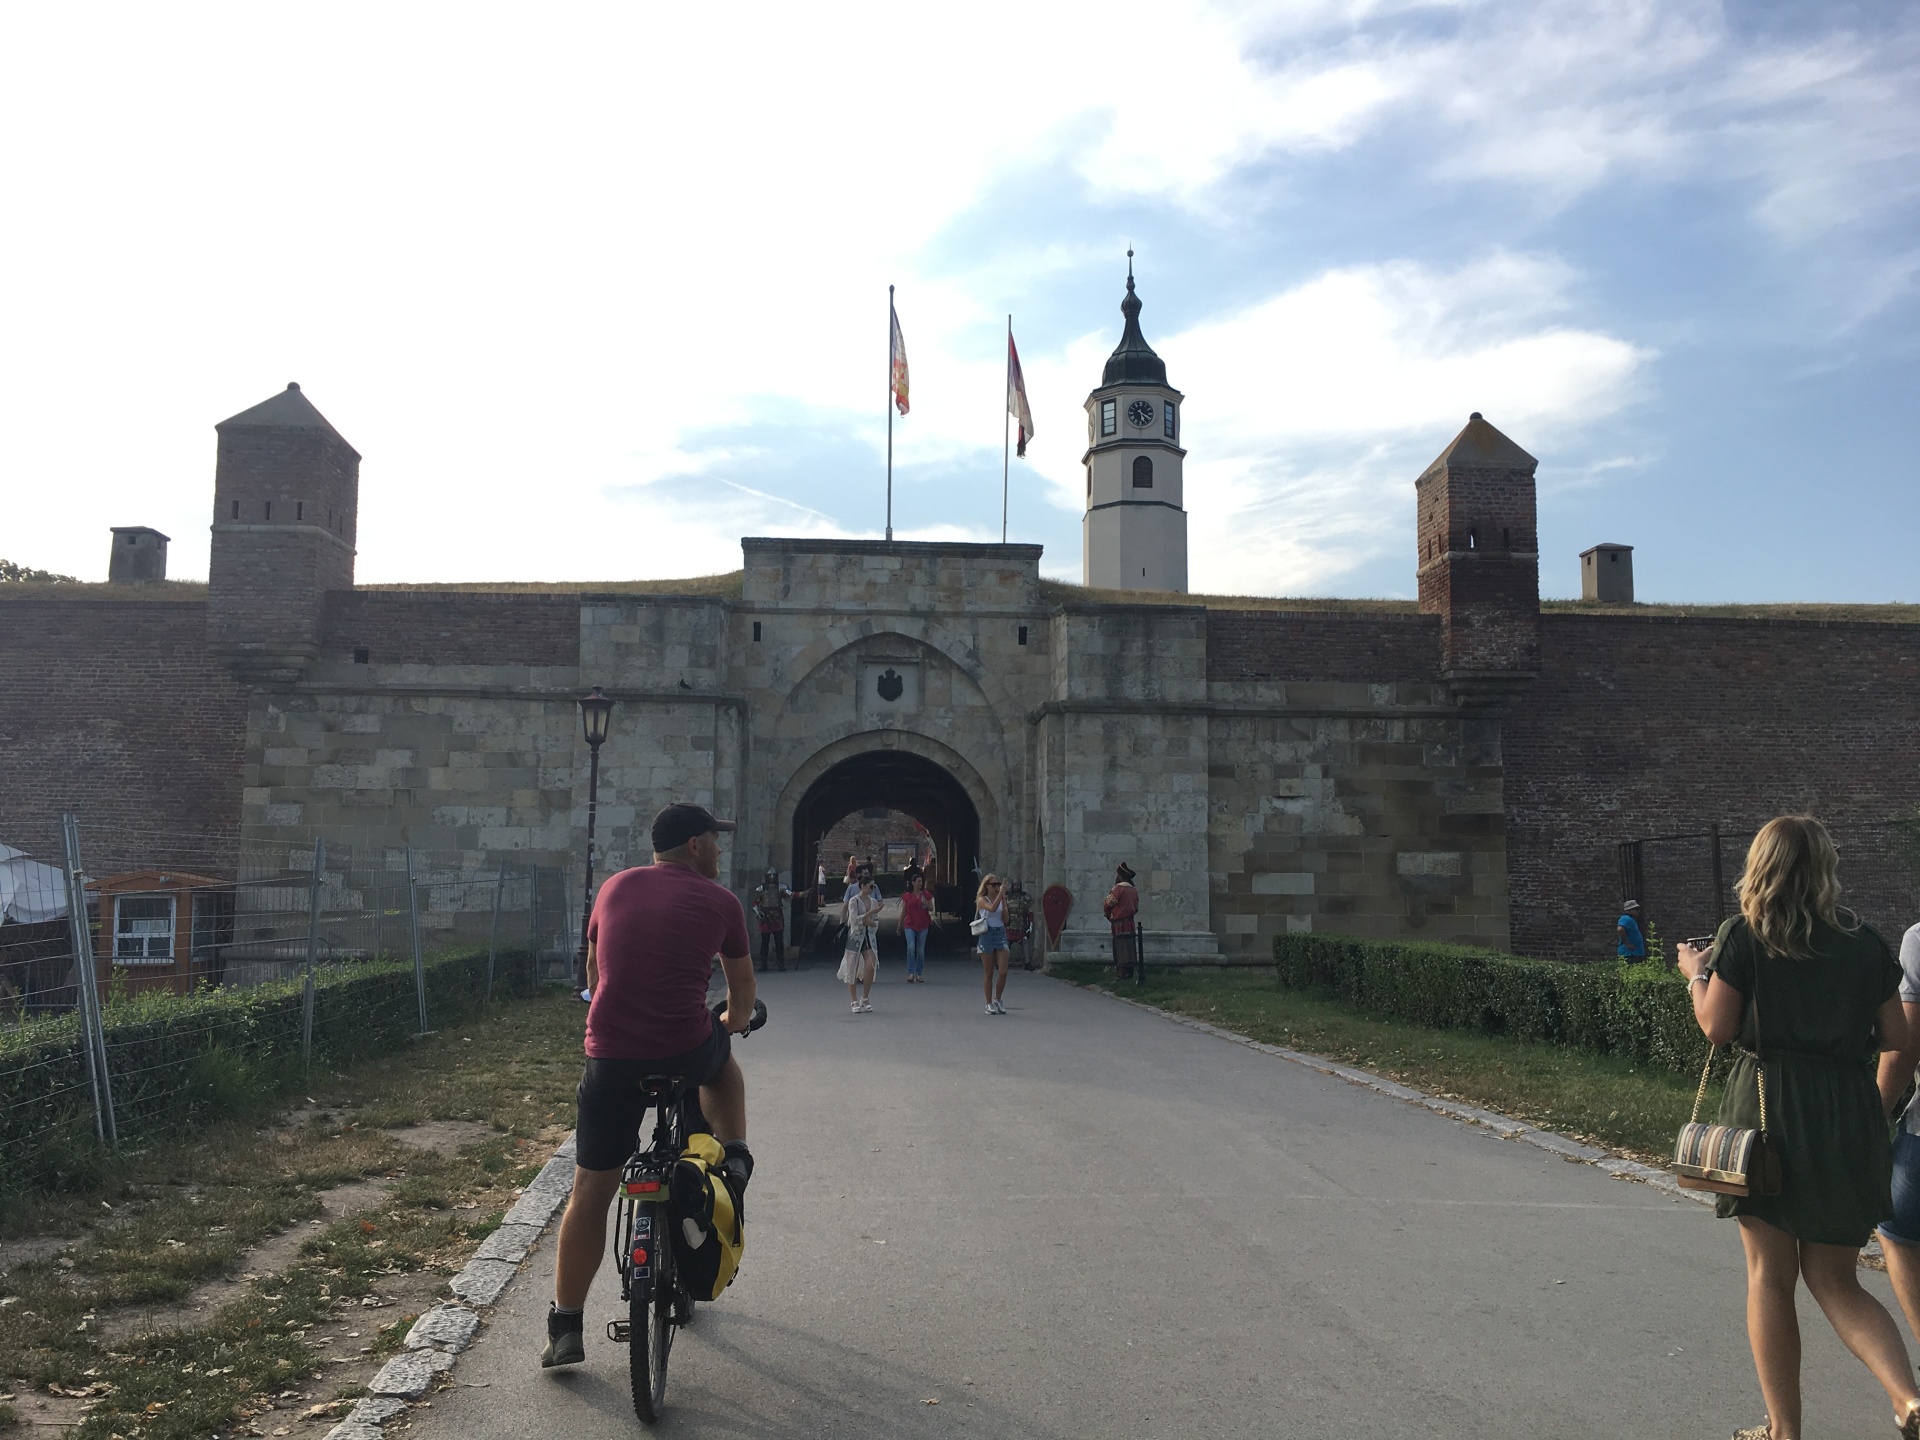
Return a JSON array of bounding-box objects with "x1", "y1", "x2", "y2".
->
[{"x1": 574, "y1": 1022, "x2": 731, "y2": 1172}]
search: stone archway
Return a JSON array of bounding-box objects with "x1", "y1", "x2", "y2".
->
[{"x1": 776, "y1": 731, "x2": 998, "y2": 917}]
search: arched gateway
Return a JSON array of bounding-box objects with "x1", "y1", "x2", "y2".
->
[{"x1": 777, "y1": 736, "x2": 992, "y2": 914}]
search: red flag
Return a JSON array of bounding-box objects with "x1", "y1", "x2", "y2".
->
[
  {"x1": 890, "y1": 301, "x2": 910, "y2": 416},
  {"x1": 1006, "y1": 330, "x2": 1034, "y2": 456}
]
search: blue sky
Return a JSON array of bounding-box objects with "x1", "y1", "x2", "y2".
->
[{"x1": 4, "y1": 1, "x2": 1917, "y2": 602}]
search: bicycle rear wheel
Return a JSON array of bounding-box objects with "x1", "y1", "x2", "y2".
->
[{"x1": 629, "y1": 1225, "x2": 677, "y2": 1422}]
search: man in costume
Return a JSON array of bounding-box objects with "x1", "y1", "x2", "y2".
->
[
  {"x1": 1103, "y1": 863, "x2": 1139, "y2": 979},
  {"x1": 752, "y1": 868, "x2": 792, "y2": 972}
]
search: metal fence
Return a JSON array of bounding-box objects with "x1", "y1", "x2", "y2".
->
[
  {"x1": 1619, "y1": 820, "x2": 1920, "y2": 960},
  {"x1": 1, "y1": 815, "x2": 580, "y2": 1181}
]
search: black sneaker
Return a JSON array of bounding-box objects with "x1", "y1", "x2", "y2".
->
[
  {"x1": 541, "y1": 1305, "x2": 585, "y2": 1368},
  {"x1": 720, "y1": 1140, "x2": 754, "y2": 1222}
]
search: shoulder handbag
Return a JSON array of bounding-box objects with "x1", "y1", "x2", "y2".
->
[
  {"x1": 969, "y1": 915, "x2": 990, "y2": 937},
  {"x1": 1672, "y1": 941, "x2": 1783, "y2": 1197}
]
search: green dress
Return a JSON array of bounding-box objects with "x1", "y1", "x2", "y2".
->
[{"x1": 1709, "y1": 914, "x2": 1900, "y2": 1246}]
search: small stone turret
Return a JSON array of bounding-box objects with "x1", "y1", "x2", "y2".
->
[
  {"x1": 206, "y1": 383, "x2": 359, "y2": 680},
  {"x1": 1415, "y1": 413, "x2": 1540, "y2": 707},
  {"x1": 108, "y1": 526, "x2": 169, "y2": 582}
]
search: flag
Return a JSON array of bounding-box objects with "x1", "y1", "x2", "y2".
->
[
  {"x1": 890, "y1": 301, "x2": 910, "y2": 416},
  {"x1": 1006, "y1": 330, "x2": 1034, "y2": 457}
]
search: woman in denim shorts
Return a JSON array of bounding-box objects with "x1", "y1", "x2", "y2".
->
[{"x1": 975, "y1": 874, "x2": 1010, "y2": 1015}]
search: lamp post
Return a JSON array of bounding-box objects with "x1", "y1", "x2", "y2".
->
[{"x1": 575, "y1": 686, "x2": 615, "y2": 990}]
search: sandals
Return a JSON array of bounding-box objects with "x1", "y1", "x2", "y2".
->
[
  {"x1": 1731, "y1": 1426, "x2": 1772, "y2": 1440},
  {"x1": 1901, "y1": 1400, "x2": 1920, "y2": 1439}
]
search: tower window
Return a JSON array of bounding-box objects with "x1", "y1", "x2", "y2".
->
[
  {"x1": 1467, "y1": 527, "x2": 1477, "y2": 551},
  {"x1": 1100, "y1": 399, "x2": 1116, "y2": 436},
  {"x1": 1164, "y1": 403, "x2": 1176, "y2": 439},
  {"x1": 1018, "y1": 625, "x2": 1028, "y2": 646},
  {"x1": 231, "y1": 500, "x2": 240, "y2": 520},
  {"x1": 353, "y1": 647, "x2": 369, "y2": 664},
  {"x1": 1085, "y1": 464, "x2": 1091, "y2": 498},
  {"x1": 1132, "y1": 456, "x2": 1153, "y2": 488},
  {"x1": 1502, "y1": 527, "x2": 1509, "y2": 549},
  {"x1": 752, "y1": 621, "x2": 762, "y2": 642},
  {"x1": 297, "y1": 501, "x2": 304, "y2": 521},
  {"x1": 263, "y1": 501, "x2": 272, "y2": 521}
]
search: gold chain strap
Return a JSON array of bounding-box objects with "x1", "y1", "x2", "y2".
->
[
  {"x1": 1757, "y1": 1058, "x2": 1769, "y2": 1137},
  {"x1": 1690, "y1": 1045, "x2": 1717, "y2": 1125}
]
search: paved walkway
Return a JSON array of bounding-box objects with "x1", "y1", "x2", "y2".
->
[{"x1": 407, "y1": 964, "x2": 1912, "y2": 1438}]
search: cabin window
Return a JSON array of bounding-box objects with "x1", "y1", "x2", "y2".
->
[{"x1": 114, "y1": 895, "x2": 175, "y2": 964}]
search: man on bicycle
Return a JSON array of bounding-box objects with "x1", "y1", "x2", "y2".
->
[{"x1": 542, "y1": 802, "x2": 757, "y2": 1368}]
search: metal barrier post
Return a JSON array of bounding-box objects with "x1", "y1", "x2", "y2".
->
[
  {"x1": 301, "y1": 837, "x2": 324, "y2": 1066},
  {"x1": 407, "y1": 847, "x2": 428, "y2": 1032},
  {"x1": 486, "y1": 858, "x2": 507, "y2": 1003},
  {"x1": 59, "y1": 815, "x2": 117, "y2": 1149},
  {"x1": 1710, "y1": 822, "x2": 1727, "y2": 926}
]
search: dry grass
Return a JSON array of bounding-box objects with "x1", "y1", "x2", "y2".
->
[
  {"x1": 1542, "y1": 598, "x2": 1920, "y2": 623},
  {"x1": 0, "y1": 581, "x2": 208, "y2": 601},
  {"x1": 0, "y1": 991, "x2": 587, "y2": 1440},
  {"x1": 1039, "y1": 579, "x2": 1421, "y2": 613}
]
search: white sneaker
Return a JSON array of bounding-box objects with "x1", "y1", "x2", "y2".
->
[
  {"x1": 984, "y1": 1003, "x2": 995, "y2": 1014},
  {"x1": 992, "y1": 1000, "x2": 1006, "y2": 1014}
]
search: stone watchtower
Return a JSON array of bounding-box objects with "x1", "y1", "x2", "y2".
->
[
  {"x1": 206, "y1": 383, "x2": 360, "y2": 680},
  {"x1": 1415, "y1": 412, "x2": 1540, "y2": 707},
  {"x1": 1082, "y1": 257, "x2": 1188, "y2": 592}
]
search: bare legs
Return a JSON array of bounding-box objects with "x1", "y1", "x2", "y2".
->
[
  {"x1": 552, "y1": 1056, "x2": 748, "y2": 1311},
  {"x1": 845, "y1": 947, "x2": 875, "y2": 1007},
  {"x1": 1738, "y1": 1216, "x2": 1920, "y2": 1438},
  {"x1": 980, "y1": 949, "x2": 1008, "y2": 1005}
]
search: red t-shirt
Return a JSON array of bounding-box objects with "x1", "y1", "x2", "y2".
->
[
  {"x1": 900, "y1": 891, "x2": 932, "y2": 932},
  {"x1": 585, "y1": 863, "x2": 751, "y2": 1060}
]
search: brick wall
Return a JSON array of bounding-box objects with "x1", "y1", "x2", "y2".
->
[
  {"x1": 1503, "y1": 613, "x2": 1920, "y2": 960},
  {"x1": 1206, "y1": 610, "x2": 1440, "y2": 682},
  {"x1": 322, "y1": 592, "x2": 581, "y2": 667},
  {"x1": 0, "y1": 599, "x2": 248, "y2": 867}
]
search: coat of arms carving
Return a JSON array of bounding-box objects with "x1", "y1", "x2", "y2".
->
[{"x1": 876, "y1": 668, "x2": 905, "y2": 702}]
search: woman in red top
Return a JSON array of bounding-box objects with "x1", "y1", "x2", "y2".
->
[{"x1": 900, "y1": 873, "x2": 932, "y2": 983}]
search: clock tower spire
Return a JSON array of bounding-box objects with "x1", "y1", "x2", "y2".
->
[{"x1": 1082, "y1": 255, "x2": 1188, "y2": 592}]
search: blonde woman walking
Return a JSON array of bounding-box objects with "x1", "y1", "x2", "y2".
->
[
  {"x1": 975, "y1": 874, "x2": 1010, "y2": 1015},
  {"x1": 1675, "y1": 816, "x2": 1919, "y2": 1440},
  {"x1": 838, "y1": 868, "x2": 881, "y2": 1013}
]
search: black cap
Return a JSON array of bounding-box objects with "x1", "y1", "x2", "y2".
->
[
  {"x1": 1115, "y1": 862, "x2": 1136, "y2": 882},
  {"x1": 651, "y1": 802, "x2": 736, "y2": 853}
]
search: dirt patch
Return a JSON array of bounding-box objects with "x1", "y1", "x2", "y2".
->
[
  {"x1": 380, "y1": 1120, "x2": 500, "y2": 1158},
  {"x1": 2, "y1": 1386, "x2": 90, "y2": 1438},
  {"x1": 0, "y1": 1234, "x2": 71, "y2": 1278}
]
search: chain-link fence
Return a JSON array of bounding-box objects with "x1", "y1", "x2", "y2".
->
[
  {"x1": 1620, "y1": 820, "x2": 1920, "y2": 961},
  {"x1": 1, "y1": 814, "x2": 582, "y2": 1202}
]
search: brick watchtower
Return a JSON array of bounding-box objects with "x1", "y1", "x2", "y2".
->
[
  {"x1": 1415, "y1": 412, "x2": 1539, "y2": 708},
  {"x1": 207, "y1": 383, "x2": 360, "y2": 681}
]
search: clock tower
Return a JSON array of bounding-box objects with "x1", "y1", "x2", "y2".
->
[{"x1": 1082, "y1": 257, "x2": 1188, "y2": 592}]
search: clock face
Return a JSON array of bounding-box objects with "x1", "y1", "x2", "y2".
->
[{"x1": 1127, "y1": 399, "x2": 1155, "y2": 428}]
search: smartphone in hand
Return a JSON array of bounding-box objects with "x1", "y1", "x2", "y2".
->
[{"x1": 1681, "y1": 936, "x2": 1717, "y2": 952}]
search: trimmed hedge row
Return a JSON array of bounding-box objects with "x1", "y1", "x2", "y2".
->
[
  {"x1": 1272, "y1": 932, "x2": 1706, "y2": 1074},
  {"x1": 0, "y1": 949, "x2": 536, "y2": 1206}
]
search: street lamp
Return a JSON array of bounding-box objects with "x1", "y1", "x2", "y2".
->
[{"x1": 575, "y1": 686, "x2": 615, "y2": 989}]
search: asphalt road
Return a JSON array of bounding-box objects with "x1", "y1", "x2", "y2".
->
[{"x1": 404, "y1": 960, "x2": 1915, "y2": 1438}]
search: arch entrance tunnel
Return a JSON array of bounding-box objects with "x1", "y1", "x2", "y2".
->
[{"x1": 789, "y1": 750, "x2": 981, "y2": 954}]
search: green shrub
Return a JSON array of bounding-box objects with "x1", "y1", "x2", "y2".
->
[
  {"x1": 1272, "y1": 932, "x2": 1705, "y2": 1074},
  {"x1": 0, "y1": 948, "x2": 535, "y2": 1209}
]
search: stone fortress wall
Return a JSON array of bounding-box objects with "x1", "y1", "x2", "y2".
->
[{"x1": 5, "y1": 386, "x2": 1918, "y2": 966}]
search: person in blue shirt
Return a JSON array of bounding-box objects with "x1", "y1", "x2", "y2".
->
[{"x1": 1617, "y1": 899, "x2": 1648, "y2": 960}]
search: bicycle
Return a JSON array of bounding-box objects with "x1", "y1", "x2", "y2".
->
[{"x1": 606, "y1": 997, "x2": 767, "y2": 1423}]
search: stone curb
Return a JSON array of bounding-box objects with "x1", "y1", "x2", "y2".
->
[
  {"x1": 1078, "y1": 982, "x2": 1716, "y2": 1209},
  {"x1": 323, "y1": 1135, "x2": 577, "y2": 1440}
]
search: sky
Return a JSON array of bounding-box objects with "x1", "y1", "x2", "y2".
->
[{"x1": 3, "y1": 1, "x2": 1917, "y2": 603}]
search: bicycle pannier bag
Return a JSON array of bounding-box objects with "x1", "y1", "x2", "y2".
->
[{"x1": 668, "y1": 1133, "x2": 745, "y2": 1301}]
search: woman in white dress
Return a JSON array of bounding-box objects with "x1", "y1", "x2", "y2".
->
[{"x1": 838, "y1": 868, "x2": 882, "y2": 1013}]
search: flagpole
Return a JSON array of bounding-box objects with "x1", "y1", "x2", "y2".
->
[
  {"x1": 1001, "y1": 314, "x2": 1011, "y2": 545},
  {"x1": 886, "y1": 285, "x2": 895, "y2": 543}
]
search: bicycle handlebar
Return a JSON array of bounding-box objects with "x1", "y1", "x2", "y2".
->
[{"x1": 710, "y1": 997, "x2": 769, "y2": 1033}]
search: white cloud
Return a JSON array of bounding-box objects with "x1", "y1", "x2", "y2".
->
[{"x1": 0, "y1": 0, "x2": 1907, "y2": 591}]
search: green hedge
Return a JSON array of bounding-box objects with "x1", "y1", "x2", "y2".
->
[
  {"x1": 0, "y1": 949, "x2": 535, "y2": 1206},
  {"x1": 1272, "y1": 932, "x2": 1706, "y2": 1074}
]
